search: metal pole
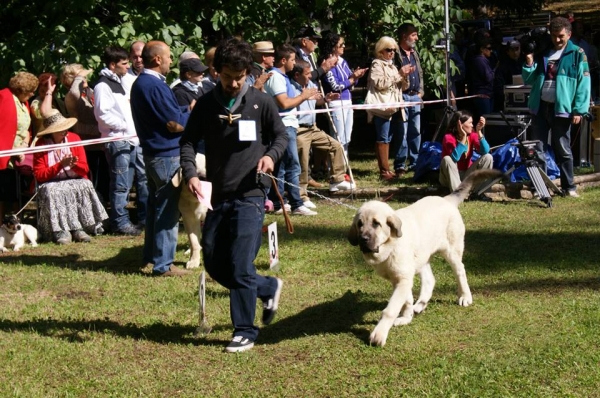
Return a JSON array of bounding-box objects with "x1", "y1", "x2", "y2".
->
[{"x1": 444, "y1": 0, "x2": 452, "y2": 108}]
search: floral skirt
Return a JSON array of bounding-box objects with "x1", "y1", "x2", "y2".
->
[{"x1": 37, "y1": 178, "x2": 108, "y2": 242}]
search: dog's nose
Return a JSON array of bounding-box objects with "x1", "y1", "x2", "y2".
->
[{"x1": 16, "y1": 225, "x2": 22, "y2": 230}]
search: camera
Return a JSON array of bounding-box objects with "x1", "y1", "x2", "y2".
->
[{"x1": 516, "y1": 27, "x2": 552, "y2": 55}]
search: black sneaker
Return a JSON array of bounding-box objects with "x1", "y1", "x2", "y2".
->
[
  {"x1": 225, "y1": 336, "x2": 254, "y2": 353},
  {"x1": 262, "y1": 278, "x2": 283, "y2": 325}
]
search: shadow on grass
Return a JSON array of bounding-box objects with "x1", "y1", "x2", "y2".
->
[
  {"x1": 0, "y1": 317, "x2": 202, "y2": 344},
  {"x1": 259, "y1": 290, "x2": 382, "y2": 346},
  {"x1": 1, "y1": 245, "x2": 147, "y2": 275}
]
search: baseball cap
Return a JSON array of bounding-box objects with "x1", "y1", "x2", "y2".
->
[
  {"x1": 180, "y1": 58, "x2": 209, "y2": 74},
  {"x1": 295, "y1": 27, "x2": 322, "y2": 40}
]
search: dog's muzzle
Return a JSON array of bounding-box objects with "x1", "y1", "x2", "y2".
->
[{"x1": 359, "y1": 238, "x2": 379, "y2": 254}]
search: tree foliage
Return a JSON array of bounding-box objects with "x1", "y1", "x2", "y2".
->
[{"x1": 0, "y1": 0, "x2": 474, "y2": 96}]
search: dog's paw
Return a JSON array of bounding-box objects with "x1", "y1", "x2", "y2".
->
[
  {"x1": 393, "y1": 315, "x2": 413, "y2": 326},
  {"x1": 0, "y1": 247, "x2": 8, "y2": 253},
  {"x1": 458, "y1": 294, "x2": 473, "y2": 307},
  {"x1": 413, "y1": 301, "x2": 428, "y2": 314},
  {"x1": 184, "y1": 248, "x2": 191, "y2": 256},
  {"x1": 185, "y1": 261, "x2": 200, "y2": 269},
  {"x1": 369, "y1": 325, "x2": 389, "y2": 347},
  {"x1": 31, "y1": 242, "x2": 38, "y2": 247}
]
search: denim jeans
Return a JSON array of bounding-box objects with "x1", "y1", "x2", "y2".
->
[
  {"x1": 270, "y1": 126, "x2": 303, "y2": 210},
  {"x1": 329, "y1": 99, "x2": 354, "y2": 147},
  {"x1": 202, "y1": 196, "x2": 279, "y2": 341},
  {"x1": 531, "y1": 101, "x2": 575, "y2": 192},
  {"x1": 394, "y1": 93, "x2": 421, "y2": 171},
  {"x1": 105, "y1": 141, "x2": 148, "y2": 230},
  {"x1": 374, "y1": 113, "x2": 402, "y2": 144},
  {"x1": 143, "y1": 155, "x2": 181, "y2": 273}
]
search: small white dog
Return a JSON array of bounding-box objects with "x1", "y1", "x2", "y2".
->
[
  {"x1": 348, "y1": 169, "x2": 500, "y2": 347},
  {"x1": 173, "y1": 153, "x2": 208, "y2": 269},
  {"x1": 0, "y1": 214, "x2": 39, "y2": 252}
]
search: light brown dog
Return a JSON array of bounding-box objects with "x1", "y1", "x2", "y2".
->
[
  {"x1": 348, "y1": 169, "x2": 501, "y2": 347},
  {"x1": 173, "y1": 153, "x2": 208, "y2": 269}
]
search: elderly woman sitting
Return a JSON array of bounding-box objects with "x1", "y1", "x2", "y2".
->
[{"x1": 33, "y1": 110, "x2": 108, "y2": 244}]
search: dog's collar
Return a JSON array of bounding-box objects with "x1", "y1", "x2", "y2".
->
[{"x1": 1, "y1": 224, "x2": 17, "y2": 235}]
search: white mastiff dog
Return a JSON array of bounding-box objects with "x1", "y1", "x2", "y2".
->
[
  {"x1": 173, "y1": 153, "x2": 208, "y2": 269},
  {"x1": 348, "y1": 169, "x2": 501, "y2": 347}
]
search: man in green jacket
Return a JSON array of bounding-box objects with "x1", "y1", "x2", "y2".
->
[{"x1": 522, "y1": 17, "x2": 591, "y2": 197}]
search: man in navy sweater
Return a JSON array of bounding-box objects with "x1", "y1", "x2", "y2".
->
[
  {"x1": 180, "y1": 38, "x2": 288, "y2": 352},
  {"x1": 131, "y1": 41, "x2": 191, "y2": 277}
]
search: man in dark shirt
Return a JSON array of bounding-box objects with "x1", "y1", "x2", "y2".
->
[
  {"x1": 180, "y1": 38, "x2": 288, "y2": 353},
  {"x1": 395, "y1": 22, "x2": 424, "y2": 176}
]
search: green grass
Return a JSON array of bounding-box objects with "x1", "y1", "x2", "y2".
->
[{"x1": 1, "y1": 159, "x2": 600, "y2": 397}]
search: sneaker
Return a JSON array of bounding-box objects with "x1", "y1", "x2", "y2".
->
[
  {"x1": 114, "y1": 224, "x2": 142, "y2": 236},
  {"x1": 72, "y1": 230, "x2": 91, "y2": 243},
  {"x1": 274, "y1": 203, "x2": 291, "y2": 215},
  {"x1": 225, "y1": 336, "x2": 255, "y2": 353},
  {"x1": 395, "y1": 169, "x2": 407, "y2": 178},
  {"x1": 303, "y1": 200, "x2": 317, "y2": 209},
  {"x1": 155, "y1": 265, "x2": 191, "y2": 277},
  {"x1": 329, "y1": 180, "x2": 356, "y2": 192},
  {"x1": 53, "y1": 230, "x2": 71, "y2": 245},
  {"x1": 262, "y1": 278, "x2": 283, "y2": 325},
  {"x1": 307, "y1": 179, "x2": 323, "y2": 188},
  {"x1": 95, "y1": 225, "x2": 105, "y2": 235},
  {"x1": 292, "y1": 205, "x2": 317, "y2": 216},
  {"x1": 565, "y1": 189, "x2": 580, "y2": 198}
]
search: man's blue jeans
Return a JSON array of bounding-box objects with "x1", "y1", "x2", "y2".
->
[
  {"x1": 143, "y1": 155, "x2": 181, "y2": 274},
  {"x1": 105, "y1": 141, "x2": 148, "y2": 230},
  {"x1": 531, "y1": 101, "x2": 575, "y2": 192},
  {"x1": 394, "y1": 93, "x2": 421, "y2": 172},
  {"x1": 270, "y1": 126, "x2": 303, "y2": 210},
  {"x1": 202, "y1": 196, "x2": 279, "y2": 341}
]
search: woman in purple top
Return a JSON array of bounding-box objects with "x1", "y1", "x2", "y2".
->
[
  {"x1": 470, "y1": 37, "x2": 495, "y2": 120},
  {"x1": 319, "y1": 32, "x2": 368, "y2": 161}
]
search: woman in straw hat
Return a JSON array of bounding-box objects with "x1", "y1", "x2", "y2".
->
[{"x1": 33, "y1": 110, "x2": 108, "y2": 244}]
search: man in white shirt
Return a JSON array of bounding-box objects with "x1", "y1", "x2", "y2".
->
[{"x1": 94, "y1": 45, "x2": 148, "y2": 235}]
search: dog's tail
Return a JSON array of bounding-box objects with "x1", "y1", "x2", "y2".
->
[{"x1": 444, "y1": 169, "x2": 503, "y2": 206}]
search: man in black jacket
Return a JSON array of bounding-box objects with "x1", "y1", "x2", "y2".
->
[{"x1": 180, "y1": 38, "x2": 288, "y2": 353}]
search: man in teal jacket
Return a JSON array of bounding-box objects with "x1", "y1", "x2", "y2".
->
[{"x1": 522, "y1": 17, "x2": 591, "y2": 197}]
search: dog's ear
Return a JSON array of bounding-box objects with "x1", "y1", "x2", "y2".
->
[
  {"x1": 347, "y1": 214, "x2": 360, "y2": 246},
  {"x1": 387, "y1": 214, "x2": 402, "y2": 238}
]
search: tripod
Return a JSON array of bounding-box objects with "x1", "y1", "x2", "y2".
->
[{"x1": 476, "y1": 113, "x2": 562, "y2": 207}]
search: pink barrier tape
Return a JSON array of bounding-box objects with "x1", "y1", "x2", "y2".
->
[
  {"x1": 0, "y1": 135, "x2": 128, "y2": 158},
  {"x1": 0, "y1": 94, "x2": 486, "y2": 157},
  {"x1": 283, "y1": 93, "x2": 485, "y2": 117}
]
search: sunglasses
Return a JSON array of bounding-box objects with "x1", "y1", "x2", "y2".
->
[
  {"x1": 485, "y1": 46, "x2": 493, "y2": 50},
  {"x1": 338, "y1": 43, "x2": 346, "y2": 48},
  {"x1": 384, "y1": 48, "x2": 396, "y2": 53}
]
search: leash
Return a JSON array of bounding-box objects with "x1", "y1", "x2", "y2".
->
[
  {"x1": 259, "y1": 171, "x2": 359, "y2": 211},
  {"x1": 264, "y1": 173, "x2": 294, "y2": 234},
  {"x1": 15, "y1": 191, "x2": 38, "y2": 217}
]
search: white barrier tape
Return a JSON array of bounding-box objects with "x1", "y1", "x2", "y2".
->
[
  {"x1": 0, "y1": 94, "x2": 485, "y2": 158},
  {"x1": 259, "y1": 171, "x2": 359, "y2": 211},
  {"x1": 0, "y1": 135, "x2": 129, "y2": 158},
  {"x1": 282, "y1": 93, "x2": 485, "y2": 117}
]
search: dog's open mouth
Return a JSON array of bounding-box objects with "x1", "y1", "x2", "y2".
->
[{"x1": 359, "y1": 244, "x2": 379, "y2": 254}]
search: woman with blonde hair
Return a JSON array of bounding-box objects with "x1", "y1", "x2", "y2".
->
[
  {"x1": 0, "y1": 71, "x2": 39, "y2": 222},
  {"x1": 366, "y1": 36, "x2": 409, "y2": 181}
]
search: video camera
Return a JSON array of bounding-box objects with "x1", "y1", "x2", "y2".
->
[{"x1": 515, "y1": 27, "x2": 552, "y2": 55}]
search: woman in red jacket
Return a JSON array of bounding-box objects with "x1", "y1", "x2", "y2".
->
[
  {"x1": 439, "y1": 110, "x2": 493, "y2": 191},
  {"x1": 33, "y1": 110, "x2": 108, "y2": 244}
]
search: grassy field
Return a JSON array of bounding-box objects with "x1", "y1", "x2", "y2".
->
[{"x1": 1, "y1": 157, "x2": 600, "y2": 397}]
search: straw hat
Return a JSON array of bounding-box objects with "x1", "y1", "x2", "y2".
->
[
  {"x1": 252, "y1": 41, "x2": 275, "y2": 54},
  {"x1": 37, "y1": 110, "x2": 77, "y2": 136}
]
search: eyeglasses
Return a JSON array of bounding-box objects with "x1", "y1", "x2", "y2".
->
[
  {"x1": 338, "y1": 43, "x2": 346, "y2": 48},
  {"x1": 384, "y1": 48, "x2": 396, "y2": 53}
]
